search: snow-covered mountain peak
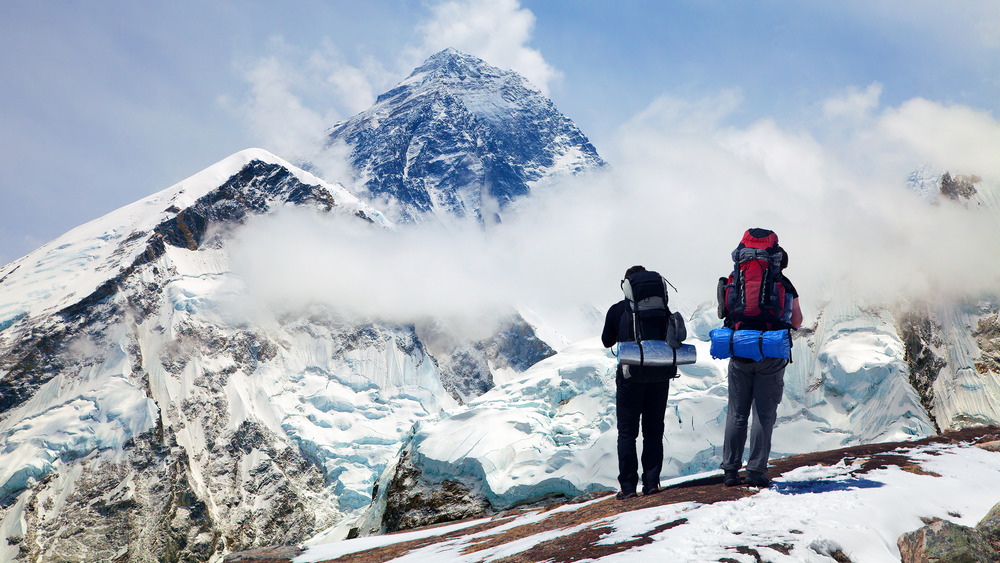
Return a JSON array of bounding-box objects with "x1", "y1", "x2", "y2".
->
[
  {"x1": 387, "y1": 48, "x2": 543, "y2": 104},
  {"x1": 0, "y1": 148, "x2": 388, "y2": 331},
  {"x1": 319, "y1": 49, "x2": 605, "y2": 223},
  {"x1": 906, "y1": 166, "x2": 942, "y2": 203}
]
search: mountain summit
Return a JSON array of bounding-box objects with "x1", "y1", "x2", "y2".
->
[{"x1": 320, "y1": 48, "x2": 605, "y2": 223}]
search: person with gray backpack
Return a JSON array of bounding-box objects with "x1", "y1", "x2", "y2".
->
[{"x1": 601, "y1": 265, "x2": 689, "y2": 499}]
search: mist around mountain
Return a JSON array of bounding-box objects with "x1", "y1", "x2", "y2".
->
[{"x1": 1, "y1": 48, "x2": 999, "y2": 563}]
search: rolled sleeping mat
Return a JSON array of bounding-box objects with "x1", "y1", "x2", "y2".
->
[
  {"x1": 618, "y1": 340, "x2": 697, "y2": 366},
  {"x1": 709, "y1": 327, "x2": 790, "y2": 361}
]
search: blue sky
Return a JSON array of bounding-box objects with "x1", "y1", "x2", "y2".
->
[{"x1": 1, "y1": 0, "x2": 999, "y2": 266}]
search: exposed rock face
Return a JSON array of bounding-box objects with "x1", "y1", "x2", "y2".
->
[
  {"x1": 898, "y1": 508, "x2": 1000, "y2": 563},
  {"x1": 427, "y1": 315, "x2": 555, "y2": 402},
  {"x1": 16, "y1": 428, "x2": 225, "y2": 562},
  {"x1": 322, "y1": 48, "x2": 605, "y2": 224},
  {"x1": 974, "y1": 314, "x2": 1000, "y2": 376},
  {"x1": 979, "y1": 503, "x2": 1000, "y2": 554},
  {"x1": 380, "y1": 449, "x2": 492, "y2": 534},
  {"x1": 906, "y1": 168, "x2": 981, "y2": 205},
  {"x1": 939, "y1": 172, "x2": 979, "y2": 202},
  {"x1": 897, "y1": 299, "x2": 1000, "y2": 432},
  {"x1": 898, "y1": 307, "x2": 947, "y2": 432}
]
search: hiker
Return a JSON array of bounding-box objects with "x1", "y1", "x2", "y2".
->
[
  {"x1": 601, "y1": 265, "x2": 680, "y2": 499},
  {"x1": 716, "y1": 228, "x2": 802, "y2": 488}
]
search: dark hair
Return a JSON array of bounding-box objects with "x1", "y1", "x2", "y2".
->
[{"x1": 624, "y1": 265, "x2": 646, "y2": 278}]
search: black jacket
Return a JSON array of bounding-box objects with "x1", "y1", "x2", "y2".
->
[{"x1": 602, "y1": 299, "x2": 677, "y2": 382}]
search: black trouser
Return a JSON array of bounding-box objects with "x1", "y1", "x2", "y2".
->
[{"x1": 616, "y1": 377, "x2": 670, "y2": 494}]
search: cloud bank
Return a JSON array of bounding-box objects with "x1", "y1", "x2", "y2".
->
[
  {"x1": 406, "y1": 0, "x2": 559, "y2": 95},
  {"x1": 228, "y1": 84, "x2": 1000, "y2": 344},
  {"x1": 221, "y1": 1, "x2": 1000, "y2": 340}
]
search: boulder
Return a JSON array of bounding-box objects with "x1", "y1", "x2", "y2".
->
[{"x1": 898, "y1": 508, "x2": 1000, "y2": 562}]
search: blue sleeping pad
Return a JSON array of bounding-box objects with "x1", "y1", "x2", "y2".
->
[{"x1": 709, "y1": 327, "x2": 790, "y2": 361}]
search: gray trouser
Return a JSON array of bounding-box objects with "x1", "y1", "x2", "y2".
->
[{"x1": 720, "y1": 357, "x2": 787, "y2": 475}]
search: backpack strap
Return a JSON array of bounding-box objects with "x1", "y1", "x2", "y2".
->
[
  {"x1": 787, "y1": 328, "x2": 794, "y2": 364},
  {"x1": 621, "y1": 278, "x2": 643, "y2": 345}
]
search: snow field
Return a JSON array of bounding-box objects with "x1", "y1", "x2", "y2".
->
[
  {"x1": 592, "y1": 444, "x2": 1000, "y2": 562},
  {"x1": 297, "y1": 442, "x2": 1000, "y2": 562}
]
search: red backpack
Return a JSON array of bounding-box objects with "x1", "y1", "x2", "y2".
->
[{"x1": 717, "y1": 228, "x2": 789, "y2": 330}]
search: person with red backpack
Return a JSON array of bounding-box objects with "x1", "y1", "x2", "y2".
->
[
  {"x1": 602, "y1": 265, "x2": 685, "y2": 499},
  {"x1": 716, "y1": 228, "x2": 802, "y2": 488}
]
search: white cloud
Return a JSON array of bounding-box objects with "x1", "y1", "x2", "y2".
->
[
  {"x1": 227, "y1": 209, "x2": 523, "y2": 341},
  {"x1": 823, "y1": 83, "x2": 882, "y2": 122},
  {"x1": 407, "y1": 0, "x2": 560, "y2": 94},
  {"x1": 307, "y1": 39, "x2": 395, "y2": 115},
  {"x1": 226, "y1": 39, "x2": 396, "y2": 184},
  {"x1": 226, "y1": 86, "x2": 1000, "y2": 344},
  {"x1": 233, "y1": 55, "x2": 333, "y2": 161},
  {"x1": 875, "y1": 98, "x2": 1000, "y2": 180}
]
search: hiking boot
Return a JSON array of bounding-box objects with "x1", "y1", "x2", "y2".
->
[
  {"x1": 724, "y1": 471, "x2": 743, "y2": 487},
  {"x1": 616, "y1": 490, "x2": 638, "y2": 500},
  {"x1": 745, "y1": 471, "x2": 771, "y2": 488},
  {"x1": 642, "y1": 486, "x2": 664, "y2": 496}
]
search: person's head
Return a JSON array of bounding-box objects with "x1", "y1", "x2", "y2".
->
[{"x1": 624, "y1": 265, "x2": 646, "y2": 279}]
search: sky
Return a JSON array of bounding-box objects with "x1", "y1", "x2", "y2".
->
[{"x1": 2, "y1": 0, "x2": 1000, "y2": 309}]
